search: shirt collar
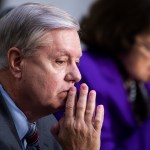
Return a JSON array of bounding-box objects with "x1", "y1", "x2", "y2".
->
[{"x1": 0, "y1": 84, "x2": 29, "y2": 140}]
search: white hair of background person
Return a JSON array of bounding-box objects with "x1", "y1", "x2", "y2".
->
[{"x1": 0, "y1": 2, "x2": 80, "y2": 69}]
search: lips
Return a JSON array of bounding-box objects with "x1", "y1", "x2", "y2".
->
[
  {"x1": 59, "y1": 90, "x2": 68, "y2": 98},
  {"x1": 59, "y1": 86, "x2": 74, "y2": 98}
]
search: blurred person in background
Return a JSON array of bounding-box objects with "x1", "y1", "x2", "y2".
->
[
  {"x1": 0, "y1": 2, "x2": 104, "y2": 150},
  {"x1": 77, "y1": 0, "x2": 150, "y2": 149}
]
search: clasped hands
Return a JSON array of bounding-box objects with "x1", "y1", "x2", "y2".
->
[{"x1": 52, "y1": 83, "x2": 104, "y2": 150}]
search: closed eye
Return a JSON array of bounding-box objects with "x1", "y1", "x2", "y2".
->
[{"x1": 56, "y1": 60, "x2": 67, "y2": 65}]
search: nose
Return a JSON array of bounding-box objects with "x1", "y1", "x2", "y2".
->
[{"x1": 65, "y1": 64, "x2": 81, "y2": 83}]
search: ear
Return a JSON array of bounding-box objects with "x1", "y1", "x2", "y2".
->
[{"x1": 7, "y1": 47, "x2": 23, "y2": 78}]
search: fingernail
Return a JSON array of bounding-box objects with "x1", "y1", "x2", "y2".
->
[
  {"x1": 70, "y1": 86, "x2": 76, "y2": 92},
  {"x1": 80, "y1": 83, "x2": 88, "y2": 90}
]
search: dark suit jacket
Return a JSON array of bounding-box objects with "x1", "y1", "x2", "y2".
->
[
  {"x1": 37, "y1": 115, "x2": 62, "y2": 150},
  {"x1": 0, "y1": 91, "x2": 62, "y2": 150},
  {"x1": 0, "y1": 91, "x2": 22, "y2": 150}
]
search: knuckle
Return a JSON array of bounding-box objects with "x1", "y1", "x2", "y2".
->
[
  {"x1": 95, "y1": 119, "x2": 101, "y2": 126},
  {"x1": 77, "y1": 105, "x2": 85, "y2": 111},
  {"x1": 85, "y1": 109, "x2": 92, "y2": 116},
  {"x1": 66, "y1": 104, "x2": 73, "y2": 110},
  {"x1": 64, "y1": 120, "x2": 73, "y2": 129},
  {"x1": 74, "y1": 123, "x2": 82, "y2": 131},
  {"x1": 74, "y1": 122, "x2": 85, "y2": 132}
]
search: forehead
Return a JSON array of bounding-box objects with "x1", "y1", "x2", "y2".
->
[{"x1": 44, "y1": 29, "x2": 82, "y2": 58}]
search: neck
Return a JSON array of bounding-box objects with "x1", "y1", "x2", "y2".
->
[
  {"x1": 0, "y1": 69, "x2": 34, "y2": 121},
  {"x1": 0, "y1": 69, "x2": 17, "y2": 99}
]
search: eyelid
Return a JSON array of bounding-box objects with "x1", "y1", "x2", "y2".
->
[
  {"x1": 56, "y1": 58, "x2": 67, "y2": 61},
  {"x1": 75, "y1": 59, "x2": 80, "y2": 66}
]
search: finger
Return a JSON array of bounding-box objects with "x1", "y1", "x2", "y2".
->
[
  {"x1": 85, "y1": 90, "x2": 96, "y2": 124},
  {"x1": 64, "y1": 86, "x2": 76, "y2": 119},
  {"x1": 94, "y1": 105, "x2": 104, "y2": 132},
  {"x1": 76, "y1": 83, "x2": 88, "y2": 120}
]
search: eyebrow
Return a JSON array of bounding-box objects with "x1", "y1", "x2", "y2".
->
[{"x1": 55, "y1": 49, "x2": 82, "y2": 58}]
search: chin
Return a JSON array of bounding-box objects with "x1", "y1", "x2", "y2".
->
[
  {"x1": 55, "y1": 96, "x2": 67, "y2": 110},
  {"x1": 60, "y1": 97, "x2": 67, "y2": 107},
  {"x1": 138, "y1": 77, "x2": 149, "y2": 82}
]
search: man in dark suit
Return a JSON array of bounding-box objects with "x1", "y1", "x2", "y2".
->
[
  {"x1": 0, "y1": 2, "x2": 104, "y2": 150},
  {"x1": 0, "y1": 6, "x2": 62, "y2": 150}
]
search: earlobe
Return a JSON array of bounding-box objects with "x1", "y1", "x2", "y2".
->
[{"x1": 7, "y1": 47, "x2": 23, "y2": 78}]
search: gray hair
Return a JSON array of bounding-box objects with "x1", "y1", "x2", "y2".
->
[{"x1": 0, "y1": 3, "x2": 80, "y2": 69}]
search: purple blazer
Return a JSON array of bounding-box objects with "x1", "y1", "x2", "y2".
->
[
  {"x1": 76, "y1": 51, "x2": 150, "y2": 150},
  {"x1": 54, "y1": 50, "x2": 150, "y2": 150}
]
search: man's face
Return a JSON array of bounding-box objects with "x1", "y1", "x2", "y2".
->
[{"x1": 20, "y1": 29, "x2": 82, "y2": 114}]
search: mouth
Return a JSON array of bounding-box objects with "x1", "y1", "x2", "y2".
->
[
  {"x1": 57, "y1": 88, "x2": 75, "y2": 110},
  {"x1": 62, "y1": 91, "x2": 68, "y2": 95},
  {"x1": 59, "y1": 87, "x2": 74, "y2": 102},
  {"x1": 59, "y1": 90, "x2": 69, "y2": 99}
]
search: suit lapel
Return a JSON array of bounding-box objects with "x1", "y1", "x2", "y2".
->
[{"x1": 0, "y1": 91, "x2": 23, "y2": 149}]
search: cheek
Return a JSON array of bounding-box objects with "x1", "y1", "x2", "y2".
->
[
  {"x1": 43, "y1": 73, "x2": 64, "y2": 95},
  {"x1": 45, "y1": 79, "x2": 59, "y2": 92},
  {"x1": 22, "y1": 60, "x2": 66, "y2": 98},
  {"x1": 131, "y1": 60, "x2": 150, "y2": 80}
]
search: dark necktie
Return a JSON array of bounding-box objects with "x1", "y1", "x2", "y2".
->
[{"x1": 25, "y1": 122, "x2": 40, "y2": 150}]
